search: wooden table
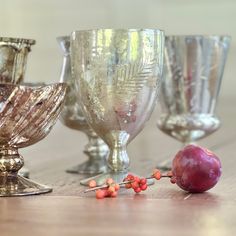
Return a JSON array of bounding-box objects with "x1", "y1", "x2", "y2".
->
[{"x1": 0, "y1": 98, "x2": 235, "y2": 236}]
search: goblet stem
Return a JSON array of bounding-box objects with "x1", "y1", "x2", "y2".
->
[
  {"x1": 107, "y1": 131, "x2": 130, "y2": 172},
  {"x1": 0, "y1": 147, "x2": 52, "y2": 196},
  {"x1": 80, "y1": 131, "x2": 154, "y2": 186},
  {"x1": 80, "y1": 131, "x2": 129, "y2": 186},
  {"x1": 66, "y1": 131, "x2": 108, "y2": 175}
]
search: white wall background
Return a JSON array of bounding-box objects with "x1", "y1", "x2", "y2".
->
[{"x1": 0, "y1": 0, "x2": 235, "y2": 98}]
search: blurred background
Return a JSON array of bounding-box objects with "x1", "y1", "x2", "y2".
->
[
  {"x1": 0, "y1": 0, "x2": 235, "y2": 171},
  {"x1": 0, "y1": 0, "x2": 235, "y2": 98}
]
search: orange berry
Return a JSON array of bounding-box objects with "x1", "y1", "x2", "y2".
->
[
  {"x1": 96, "y1": 189, "x2": 105, "y2": 199},
  {"x1": 110, "y1": 191, "x2": 118, "y2": 198},
  {"x1": 106, "y1": 178, "x2": 114, "y2": 185},
  {"x1": 125, "y1": 183, "x2": 132, "y2": 189},
  {"x1": 134, "y1": 176, "x2": 140, "y2": 182},
  {"x1": 134, "y1": 187, "x2": 141, "y2": 193},
  {"x1": 153, "y1": 169, "x2": 161, "y2": 180},
  {"x1": 140, "y1": 178, "x2": 147, "y2": 185},
  {"x1": 108, "y1": 186, "x2": 116, "y2": 193},
  {"x1": 114, "y1": 184, "x2": 120, "y2": 191},
  {"x1": 126, "y1": 174, "x2": 134, "y2": 180},
  {"x1": 140, "y1": 184, "x2": 147, "y2": 191},
  {"x1": 103, "y1": 189, "x2": 110, "y2": 197},
  {"x1": 88, "y1": 180, "x2": 97, "y2": 188},
  {"x1": 127, "y1": 174, "x2": 133, "y2": 178},
  {"x1": 131, "y1": 181, "x2": 139, "y2": 189}
]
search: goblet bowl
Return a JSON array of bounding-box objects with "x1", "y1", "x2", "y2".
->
[{"x1": 158, "y1": 35, "x2": 231, "y2": 143}]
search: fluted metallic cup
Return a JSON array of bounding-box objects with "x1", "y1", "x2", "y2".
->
[
  {"x1": 71, "y1": 29, "x2": 164, "y2": 185},
  {"x1": 0, "y1": 83, "x2": 66, "y2": 196},
  {"x1": 157, "y1": 35, "x2": 231, "y2": 170},
  {"x1": 57, "y1": 36, "x2": 109, "y2": 177},
  {"x1": 0, "y1": 36, "x2": 35, "y2": 178}
]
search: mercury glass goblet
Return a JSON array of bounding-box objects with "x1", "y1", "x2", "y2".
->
[
  {"x1": 0, "y1": 83, "x2": 66, "y2": 196},
  {"x1": 157, "y1": 35, "x2": 231, "y2": 170},
  {"x1": 71, "y1": 29, "x2": 164, "y2": 185},
  {"x1": 0, "y1": 36, "x2": 36, "y2": 178},
  {"x1": 57, "y1": 35, "x2": 109, "y2": 176}
]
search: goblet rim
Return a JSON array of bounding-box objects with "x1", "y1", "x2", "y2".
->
[
  {"x1": 0, "y1": 82, "x2": 66, "y2": 90},
  {"x1": 0, "y1": 36, "x2": 35, "y2": 45},
  {"x1": 165, "y1": 35, "x2": 231, "y2": 40},
  {"x1": 71, "y1": 28, "x2": 164, "y2": 34},
  {"x1": 56, "y1": 35, "x2": 70, "y2": 41},
  {"x1": 56, "y1": 35, "x2": 70, "y2": 55}
]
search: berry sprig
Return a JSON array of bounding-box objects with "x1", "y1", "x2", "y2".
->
[{"x1": 84, "y1": 170, "x2": 173, "y2": 199}]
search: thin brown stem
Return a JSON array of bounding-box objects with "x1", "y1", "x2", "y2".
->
[{"x1": 84, "y1": 180, "x2": 131, "y2": 193}]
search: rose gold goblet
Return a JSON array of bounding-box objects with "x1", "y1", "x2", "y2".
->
[{"x1": 0, "y1": 83, "x2": 66, "y2": 196}]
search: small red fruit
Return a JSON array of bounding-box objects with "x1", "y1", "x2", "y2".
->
[
  {"x1": 153, "y1": 169, "x2": 161, "y2": 180},
  {"x1": 96, "y1": 189, "x2": 106, "y2": 199},
  {"x1": 140, "y1": 178, "x2": 147, "y2": 185},
  {"x1": 125, "y1": 183, "x2": 132, "y2": 189},
  {"x1": 131, "y1": 181, "x2": 139, "y2": 189},
  {"x1": 88, "y1": 180, "x2": 97, "y2": 188},
  {"x1": 106, "y1": 178, "x2": 114, "y2": 185},
  {"x1": 126, "y1": 174, "x2": 134, "y2": 179},
  {"x1": 134, "y1": 187, "x2": 141, "y2": 193},
  {"x1": 108, "y1": 186, "x2": 116, "y2": 193},
  {"x1": 140, "y1": 184, "x2": 147, "y2": 191},
  {"x1": 114, "y1": 184, "x2": 120, "y2": 191},
  {"x1": 110, "y1": 191, "x2": 118, "y2": 198},
  {"x1": 134, "y1": 176, "x2": 140, "y2": 182}
]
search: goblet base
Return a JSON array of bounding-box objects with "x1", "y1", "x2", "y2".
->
[
  {"x1": 0, "y1": 174, "x2": 52, "y2": 197},
  {"x1": 19, "y1": 167, "x2": 30, "y2": 178},
  {"x1": 80, "y1": 171, "x2": 154, "y2": 186},
  {"x1": 66, "y1": 159, "x2": 107, "y2": 175}
]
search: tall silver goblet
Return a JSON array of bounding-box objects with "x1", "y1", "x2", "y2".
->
[
  {"x1": 157, "y1": 35, "x2": 231, "y2": 170},
  {"x1": 57, "y1": 36, "x2": 109, "y2": 176},
  {"x1": 0, "y1": 36, "x2": 35, "y2": 178},
  {"x1": 71, "y1": 29, "x2": 164, "y2": 185}
]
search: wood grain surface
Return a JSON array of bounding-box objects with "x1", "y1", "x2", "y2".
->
[{"x1": 0, "y1": 97, "x2": 235, "y2": 236}]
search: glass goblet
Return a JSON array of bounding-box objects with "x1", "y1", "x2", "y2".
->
[
  {"x1": 57, "y1": 35, "x2": 109, "y2": 176},
  {"x1": 71, "y1": 29, "x2": 164, "y2": 185},
  {"x1": 157, "y1": 35, "x2": 231, "y2": 170}
]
